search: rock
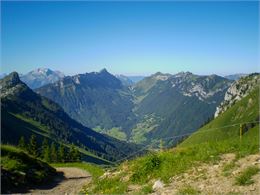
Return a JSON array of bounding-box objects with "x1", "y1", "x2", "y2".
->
[
  {"x1": 127, "y1": 184, "x2": 141, "y2": 192},
  {"x1": 152, "y1": 180, "x2": 165, "y2": 191},
  {"x1": 232, "y1": 170, "x2": 240, "y2": 175},
  {"x1": 99, "y1": 171, "x2": 111, "y2": 179},
  {"x1": 214, "y1": 74, "x2": 259, "y2": 117}
]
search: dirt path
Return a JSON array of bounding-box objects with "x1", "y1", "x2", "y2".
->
[{"x1": 28, "y1": 167, "x2": 91, "y2": 194}]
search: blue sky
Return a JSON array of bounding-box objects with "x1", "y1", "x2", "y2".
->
[{"x1": 1, "y1": 1, "x2": 259, "y2": 76}]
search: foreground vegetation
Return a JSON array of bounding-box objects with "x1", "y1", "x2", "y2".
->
[
  {"x1": 235, "y1": 166, "x2": 259, "y2": 186},
  {"x1": 84, "y1": 124, "x2": 258, "y2": 194},
  {"x1": 18, "y1": 135, "x2": 81, "y2": 163},
  {"x1": 1, "y1": 144, "x2": 56, "y2": 194}
]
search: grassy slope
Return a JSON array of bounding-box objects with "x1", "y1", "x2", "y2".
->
[
  {"x1": 51, "y1": 162, "x2": 104, "y2": 181},
  {"x1": 84, "y1": 88, "x2": 259, "y2": 194},
  {"x1": 180, "y1": 87, "x2": 259, "y2": 146},
  {"x1": 1, "y1": 145, "x2": 56, "y2": 194}
]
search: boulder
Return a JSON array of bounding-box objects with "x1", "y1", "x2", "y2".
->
[{"x1": 152, "y1": 179, "x2": 164, "y2": 191}]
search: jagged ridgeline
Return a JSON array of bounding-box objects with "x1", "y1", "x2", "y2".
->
[
  {"x1": 37, "y1": 70, "x2": 232, "y2": 146},
  {"x1": 181, "y1": 73, "x2": 260, "y2": 146},
  {"x1": 1, "y1": 72, "x2": 141, "y2": 164}
]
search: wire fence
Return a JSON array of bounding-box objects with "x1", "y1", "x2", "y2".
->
[{"x1": 113, "y1": 120, "x2": 260, "y2": 164}]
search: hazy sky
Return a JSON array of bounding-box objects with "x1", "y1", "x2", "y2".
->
[{"x1": 1, "y1": 1, "x2": 259, "y2": 76}]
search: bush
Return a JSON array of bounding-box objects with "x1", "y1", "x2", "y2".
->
[
  {"x1": 131, "y1": 153, "x2": 161, "y2": 183},
  {"x1": 235, "y1": 166, "x2": 259, "y2": 185}
]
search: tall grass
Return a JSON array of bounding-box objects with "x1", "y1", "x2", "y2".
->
[{"x1": 235, "y1": 166, "x2": 259, "y2": 185}]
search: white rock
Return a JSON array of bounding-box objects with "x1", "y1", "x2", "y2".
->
[{"x1": 152, "y1": 180, "x2": 165, "y2": 191}]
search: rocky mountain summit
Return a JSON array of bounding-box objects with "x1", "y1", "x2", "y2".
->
[
  {"x1": 20, "y1": 68, "x2": 65, "y2": 89},
  {"x1": 170, "y1": 73, "x2": 231, "y2": 102},
  {"x1": 0, "y1": 72, "x2": 26, "y2": 98},
  {"x1": 215, "y1": 73, "x2": 260, "y2": 117}
]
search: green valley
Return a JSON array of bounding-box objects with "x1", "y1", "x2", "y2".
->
[{"x1": 37, "y1": 70, "x2": 232, "y2": 145}]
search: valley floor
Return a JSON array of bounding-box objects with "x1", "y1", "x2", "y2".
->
[
  {"x1": 27, "y1": 167, "x2": 91, "y2": 194},
  {"x1": 151, "y1": 153, "x2": 260, "y2": 195}
]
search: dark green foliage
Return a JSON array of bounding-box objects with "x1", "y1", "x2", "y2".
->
[
  {"x1": 43, "y1": 145, "x2": 51, "y2": 163},
  {"x1": 67, "y1": 145, "x2": 81, "y2": 162},
  {"x1": 18, "y1": 136, "x2": 26, "y2": 150},
  {"x1": 41, "y1": 138, "x2": 49, "y2": 161},
  {"x1": 28, "y1": 134, "x2": 37, "y2": 157},
  {"x1": 50, "y1": 142, "x2": 58, "y2": 163},
  {"x1": 1, "y1": 144, "x2": 56, "y2": 194},
  {"x1": 58, "y1": 144, "x2": 65, "y2": 163}
]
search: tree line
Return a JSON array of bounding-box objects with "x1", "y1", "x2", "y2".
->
[{"x1": 17, "y1": 134, "x2": 81, "y2": 163}]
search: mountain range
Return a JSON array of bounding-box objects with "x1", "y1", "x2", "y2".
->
[
  {"x1": 1, "y1": 68, "x2": 259, "y2": 165},
  {"x1": 1, "y1": 72, "x2": 140, "y2": 164},
  {"x1": 36, "y1": 69, "x2": 233, "y2": 145}
]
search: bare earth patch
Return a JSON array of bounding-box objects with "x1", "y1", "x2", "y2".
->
[
  {"x1": 151, "y1": 154, "x2": 260, "y2": 195},
  {"x1": 28, "y1": 167, "x2": 91, "y2": 194}
]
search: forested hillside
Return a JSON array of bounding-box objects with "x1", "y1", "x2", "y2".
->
[{"x1": 1, "y1": 72, "x2": 141, "y2": 164}]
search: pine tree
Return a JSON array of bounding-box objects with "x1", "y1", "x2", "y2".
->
[
  {"x1": 18, "y1": 136, "x2": 26, "y2": 150},
  {"x1": 69, "y1": 145, "x2": 81, "y2": 162},
  {"x1": 68, "y1": 146, "x2": 74, "y2": 162},
  {"x1": 41, "y1": 138, "x2": 50, "y2": 162},
  {"x1": 73, "y1": 146, "x2": 81, "y2": 162},
  {"x1": 58, "y1": 144, "x2": 65, "y2": 163},
  {"x1": 28, "y1": 134, "x2": 37, "y2": 157},
  {"x1": 50, "y1": 142, "x2": 57, "y2": 163}
]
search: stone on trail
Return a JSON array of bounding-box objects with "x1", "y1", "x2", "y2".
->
[{"x1": 152, "y1": 180, "x2": 165, "y2": 191}]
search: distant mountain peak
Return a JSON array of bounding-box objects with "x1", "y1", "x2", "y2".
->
[
  {"x1": 151, "y1": 72, "x2": 172, "y2": 81},
  {"x1": 20, "y1": 68, "x2": 65, "y2": 89},
  {"x1": 37, "y1": 67, "x2": 50, "y2": 71},
  {"x1": 99, "y1": 68, "x2": 109, "y2": 74},
  {"x1": 154, "y1": 72, "x2": 163, "y2": 75}
]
